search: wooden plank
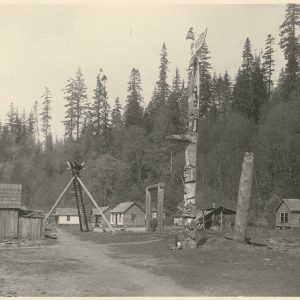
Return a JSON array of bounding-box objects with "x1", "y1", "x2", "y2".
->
[{"x1": 145, "y1": 189, "x2": 151, "y2": 232}]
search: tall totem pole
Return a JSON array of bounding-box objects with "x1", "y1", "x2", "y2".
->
[{"x1": 166, "y1": 28, "x2": 207, "y2": 249}]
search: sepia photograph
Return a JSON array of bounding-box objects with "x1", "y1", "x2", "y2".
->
[{"x1": 0, "y1": 0, "x2": 300, "y2": 297}]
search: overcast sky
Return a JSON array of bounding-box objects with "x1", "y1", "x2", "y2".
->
[{"x1": 0, "y1": 3, "x2": 286, "y2": 139}]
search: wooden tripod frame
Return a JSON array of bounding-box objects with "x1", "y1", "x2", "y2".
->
[{"x1": 45, "y1": 175, "x2": 114, "y2": 232}]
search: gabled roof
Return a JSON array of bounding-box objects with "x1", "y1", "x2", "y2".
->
[
  {"x1": 0, "y1": 184, "x2": 22, "y2": 209},
  {"x1": 55, "y1": 208, "x2": 78, "y2": 216},
  {"x1": 196, "y1": 206, "x2": 236, "y2": 220},
  {"x1": 90, "y1": 207, "x2": 110, "y2": 215},
  {"x1": 276, "y1": 199, "x2": 300, "y2": 212},
  {"x1": 110, "y1": 201, "x2": 145, "y2": 213}
]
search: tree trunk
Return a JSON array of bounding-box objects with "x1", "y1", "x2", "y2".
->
[{"x1": 234, "y1": 152, "x2": 254, "y2": 243}]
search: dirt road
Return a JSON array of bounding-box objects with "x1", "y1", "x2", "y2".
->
[{"x1": 0, "y1": 228, "x2": 196, "y2": 297}]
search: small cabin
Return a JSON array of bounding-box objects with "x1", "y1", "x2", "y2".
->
[
  {"x1": 196, "y1": 206, "x2": 236, "y2": 230},
  {"x1": 0, "y1": 184, "x2": 45, "y2": 240},
  {"x1": 55, "y1": 208, "x2": 79, "y2": 225},
  {"x1": 110, "y1": 202, "x2": 145, "y2": 227},
  {"x1": 275, "y1": 199, "x2": 300, "y2": 229},
  {"x1": 90, "y1": 207, "x2": 111, "y2": 228},
  {"x1": 0, "y1": 184, "x2": 22, "y2": 240}
]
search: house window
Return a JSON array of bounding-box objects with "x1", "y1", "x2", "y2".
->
[
  {"x1": 280, "y1": 212, "x2": 288, "y2": 223},
  {"x1": 67, "y1": 215, "x2": 70, "y2": 221},
  {"x1": 131, "y1": 213, "x2": 136, "y2": 221}
]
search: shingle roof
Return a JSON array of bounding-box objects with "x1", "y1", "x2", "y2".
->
[
  {"x1": 90, "y1": 207, "x2": 110, "y2": 215},
  {"x1": 0, "y1": 184, "x2": 22, "y2": 209},
  {"x1": 282, "y1": 199, "x2": 300, "y2": 212},
  {"x1": 110, "y1": 201, "x2": 144, "y2": 213},
  {"x1": 55, "y1": 208, "x2": 78, "y2": 216}
]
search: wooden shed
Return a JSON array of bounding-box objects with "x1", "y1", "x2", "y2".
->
[
  {"x1": 110, "y1": 202, "x2": 145, "y2": 227},
  {"x1": 196, "y1": 206, "x2": 236, "y2": 230},
  {"x1": 18, "y1": 209, "x2": 45, "y2": 240},
  {"x1": 275, "y1": 199, "x2": 300, "y2": 229},
  {"x1": 90, "y1": 207, "x2": 111, "y2": 228},
  {"x1": 0, "y1": 184, "x2": 22, "y2": 240}
]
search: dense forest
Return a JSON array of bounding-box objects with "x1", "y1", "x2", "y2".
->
[{"x1": 0, "y1": 4, "x2": 300, "y2": 226}]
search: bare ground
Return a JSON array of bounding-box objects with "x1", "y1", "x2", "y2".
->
[
  {"x1": 1, "y1": 225, "x2": 300, "y2": 296},
  {"x1": 0, "y1": 227, "x2": 196, "y2": 297}
]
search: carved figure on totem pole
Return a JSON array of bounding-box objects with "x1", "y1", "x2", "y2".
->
[{"x1": 166, "y1": 27, "x2": 207, "y2": 248}]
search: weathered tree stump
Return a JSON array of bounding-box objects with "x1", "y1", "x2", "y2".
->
[{"x1": 234, "y1": 152, "x2": 254, "y2": 242}]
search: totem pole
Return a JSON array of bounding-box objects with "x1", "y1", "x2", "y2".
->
[{"x1": 166, "y1": 27, "x2": 207, "y2": 249}]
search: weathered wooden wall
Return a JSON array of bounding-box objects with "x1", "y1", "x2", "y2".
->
[
  {"x1": 18, "y1": 217, "x2": 44, "y2": 240},
  {"x1": 276, "y1": 202, "x2": 300, "y2": 228},
  {"x1": 123, "y1": 205, "x2": 145, "y2": 227},
  {"x1": 0, "y1": 209, "x2": 19, "y2": 240}
]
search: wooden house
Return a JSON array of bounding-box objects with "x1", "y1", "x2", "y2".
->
[
  {"x1": 0, "y1": 184, "x2": 45, "y2": 240},
  {"x1": 90, "y1": 207, "x2": 111, "y2": 227},
  {"x1": 110, "y1": 202, "x2": 145, "y2": 227},
  {"x1": 196, "y1": 206, "x2": 236, "y2": 230},
  {"x1": 55, "y1": 208, "x2": 79, "y2": 225},
  {"x1": 0, "y1": 184, "x2": 22, "y2": 240},
  {"x1": 275, "y1": 199, "x2": 300, "y2": 229}
]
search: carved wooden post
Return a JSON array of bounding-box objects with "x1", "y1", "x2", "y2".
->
[
  {"x1": 166, "y1": 28, "x2": 207, "y2": 249},
  {"x1": 234, "y1": 152, "x2": 254, "y2": 242},
  {"x1": 145, "y1": 188, "x2": 152, "y2": 233},
  {"x1": 157, "y1": 183, "x2": 164, "y2": 233},
  {"x1": 145, "y1": 183, "x2": 164, "y2": 233}
]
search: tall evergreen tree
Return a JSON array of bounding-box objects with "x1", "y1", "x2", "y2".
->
[
  {"x1": 166, "y1": 68, "x2": 182, "y2": 133},
  {"x1": 198, "y1": 41, "x2": 212, "y2": 114},
  {"x1": 251, "y1": 56, "x2": 268, "y2": 122},
  {"x1": 262, "y1": 34, "x2": 275, "y2": 94},
  {"x1": 111, "y1": 97, "x2": 123, "y2": 129},
  {"x1": 27, "y1": 110, "x2": 35, "y2": 137},
  {"x1": 222, "y1": 71, "x2": 233, "y2": 113},
  {"x1": 279, "y1": 3, "x2": 300, "y2": 95},
  {"x1": 124, "y1": 68, "x2": 143, "y2": 127},
  {"x1": 232, "y1": 39, "x2": 267, "y2": 122},
  {"x1": 242, "y1": 37, "x2": 254, "y2": 73},
  {"x1": 33, "y1": 100, "x2": 40, "y2": 144},
  {"x1": 63, "y1": 67, "x2": 88, "y2": 142},
  {"x1": 6, "y1": 103, "x2": 16, "y2": 136},
  {"x1": 91, "y1": 69, "x2": 110, "y2": 136},
  {"x1": 40, "y1": 87, "x2": 52, "y2": 143},
  {"x1": 155, "y1": 43, "x2": 170, "y2": 107}
]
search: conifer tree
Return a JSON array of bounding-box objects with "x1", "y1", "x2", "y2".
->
[
  {"x1": 156, "y1": 43, "x2": 170, "y2": 106},
  {"x1": 6, "y1": 103, "x2": 16, "y2": 136},
  {"x1": 222, "y1": 71, "x2": 233, "y2": 113},
  {"x1": 91, "y1": 69, "x2": 110, "y2": 136},
  {"x1": 198, "y1": 41, "x2": 212, "y2": 114},
  {"x1": 262, "y1": 34, "x2": 275, "y2": 94},
  {"x1": 166, "y1": 68, "x2": 182, "y2": 132},
  {"x1": 33, "y1": 100, "x2": 40, "y2": 144},
  {"x1": 63, "y1": 67, "x2": 88, "y2": 142},
  {"x1": 279, "y1": 3, "x2": 300, "y2": 95},
  {"x1": 242, "y1": 37, "x2": 254, "y2": 73},
  {"x1": 124, "y1": 68, "x2": 143, "y2": 127},
  {"x1": 27, "y1": 110, "x2": 35, "y2": 137},
  {"x1": 111, "y1": 97, "x2": 123, "y2": 129},
  {"x1": 251, "y1": 56, "x2": 268, "y2": 122},
  {"x1": 40, "y1": 87, "x2": 52, "y2": 141},
  {"x1": 232, "y1": 39, "x2": 267, "y2": 123}
]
